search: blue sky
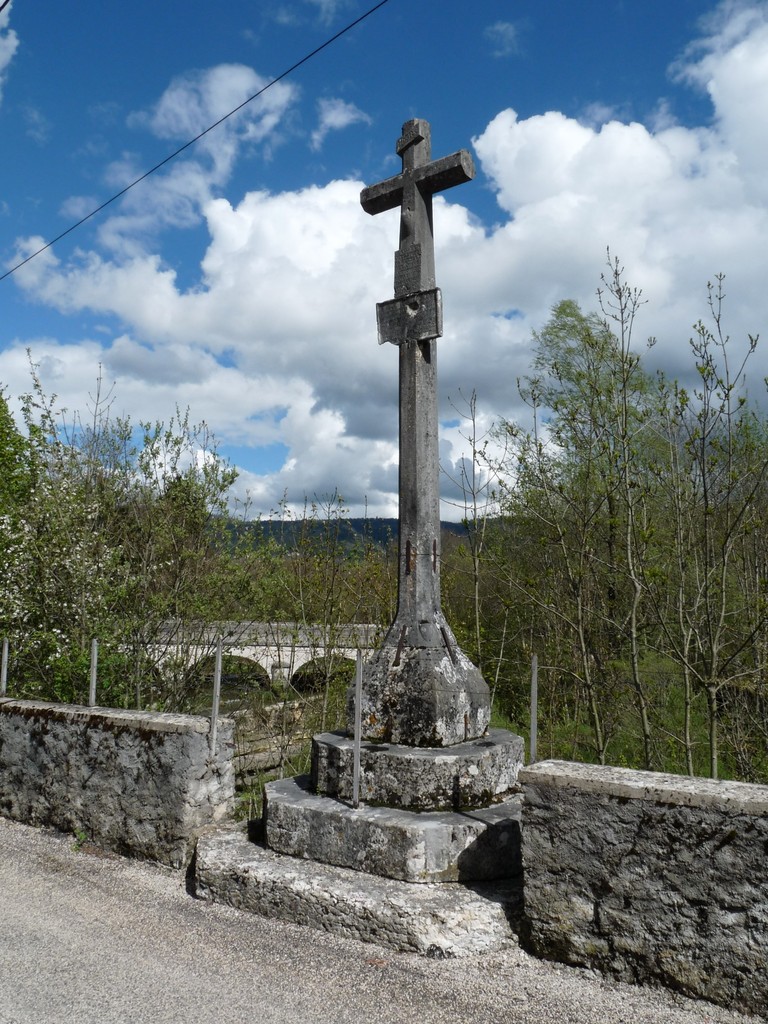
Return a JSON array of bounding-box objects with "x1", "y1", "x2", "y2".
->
[{"x1": 1, "y1": 0, "x2": 767, "y2": 518}]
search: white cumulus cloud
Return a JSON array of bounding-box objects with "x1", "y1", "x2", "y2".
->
[
  {"x1": 310, "y1": 97, "x2": 372, "y2": 151},
  {"x1": 0, "y1": 0, "x2": 19, "y2": 106},
  {"x1": 95, "y1": 64, "x2": 300, "y2": 256},
  {"x1": 7, "y1": 2, "x2": 768, "y2": 518}
]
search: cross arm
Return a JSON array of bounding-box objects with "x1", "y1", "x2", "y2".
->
[
  {"x1": 419, "y1": 149, "x2": 476, "y2": 197},
  {"x1": 360, "y1": 174, "x2": 405, "y2": 216},
  {"x1": 360, "y1": 149, "x2": 476, "y2": 217}
]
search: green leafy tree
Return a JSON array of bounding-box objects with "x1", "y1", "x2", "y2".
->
[
  {"x1": 0, "y1": 368, "x2": 241, "y2": 708},
  {"x1": 474, "y1": 267, "x2": 768, "y2": 781},
  {"x1": 646, "y1": 277, "x2": 768, "y2": 778},
  {"x1": 502, "y1": 287, "x2": 657, "y2": 763}
]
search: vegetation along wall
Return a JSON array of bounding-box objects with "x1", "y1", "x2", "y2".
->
[
  {"x1": 520, "y1": 761, "x2": 768, "y2": 1017},
  {"x1": 0, "y1": 698, "x2": 235, "y2": 867}
]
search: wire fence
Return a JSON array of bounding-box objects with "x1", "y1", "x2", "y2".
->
[
  {"x1": 0, "y1": 628, "x2": 377, "y2": 763},
  {"x1": 0, "y1": 633, "x2": 540, "y2": 766}
]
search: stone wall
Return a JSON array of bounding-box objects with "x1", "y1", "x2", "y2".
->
[
  {"x1": 0, "y1": 698, "x2": 235, "y2": 867},
  {"x1": 520, "y1": 761, "x2": 768, "y2": 1017}
]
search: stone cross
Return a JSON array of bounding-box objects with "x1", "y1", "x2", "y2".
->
[
  {"x1": 361, "y1": 117, "x2": 474, "y2": 340},
  {"x1": 355, "y1": 118, "x2": 490, "y2": 747}
]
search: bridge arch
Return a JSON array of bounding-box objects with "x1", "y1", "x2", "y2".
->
[
  {"x1": 187, "y1": 652, "x2": 275, "y2": 714},
  {"x1": 290, "y1": 655, "x2": 356, "y2": 694}
]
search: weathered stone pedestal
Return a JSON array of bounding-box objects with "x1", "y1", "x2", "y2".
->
[
  {"x1": 352, "y1": 617, "x2": 491, "y2": 747},
  {"x1": 195, "y1": 823, "x2": 524, "y2": 957},
  {"x1": 259, "y1": 725, "x2": 524, "y2": 885},
  {"x1": 195, "y1": 727, "x2": 525, "y2": 955},
  {"x1": 312, "y1": 728, "x2": 521, "y2": 811},
  {"x1": 263, "y1": 728, "x2": 524, "y2": 885}
]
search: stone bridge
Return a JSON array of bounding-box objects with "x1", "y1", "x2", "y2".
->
[{"x1": 154, "y1": 621, "x2": 378, "y2": 688}]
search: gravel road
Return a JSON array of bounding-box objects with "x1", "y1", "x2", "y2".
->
[{"x1": 0, "y1": 816, "x2": 758, "y2": 1024}]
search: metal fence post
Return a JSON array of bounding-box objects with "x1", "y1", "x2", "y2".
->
[
  {"x1": 1, "y1": 638, "x2": 8, "y2": 696},
  {"x1": 209, "y1": 635, "x2": 223, "y2": 756},
  {"x1": 530, "y1": 653, "x2": 538, "y2": 764},
  {"x1": 89, "y1": 639, "x2": 98, "y2": 707},
  {"x1": 352, "y1": 649, "x2": 362, "y2": 808}
]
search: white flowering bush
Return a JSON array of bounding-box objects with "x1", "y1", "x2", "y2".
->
[{"x1": 0, "y1": 371, "x2": 239, "y2": 707}]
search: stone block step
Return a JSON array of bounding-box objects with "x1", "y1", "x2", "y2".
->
[
  {"x1": 263, "y1": 775, "x2": 522, "y2": 883},
  {"x1": 194, "y1": 824, "x2": 522, "y2": 957},
  {"x1": 312, "y1": 728, "x2": 524, "y2": 811}
]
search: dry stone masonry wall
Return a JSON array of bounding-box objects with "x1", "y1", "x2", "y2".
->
[
  {"x1": 520, "y1": 761, "x2": 768, "y2": 1018},
  {"x1": 0, "y1": 698, "x2": 235, "y2": 867}
]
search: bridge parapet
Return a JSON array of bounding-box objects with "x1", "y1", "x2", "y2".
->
[
  {"x1": 156, "y1": 621, "x2": 377, "y2": 647},
  {"x1": 152, "y1": 621, "x2": 379, "y2": 685}
]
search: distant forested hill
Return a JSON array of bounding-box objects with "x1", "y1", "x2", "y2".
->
[{"x1": 232, "y1": 517, "x2": 467, "y2": 550}]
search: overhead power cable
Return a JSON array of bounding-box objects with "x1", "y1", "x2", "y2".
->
[{"x1": 1, "y1": 0, "x2": 391, "y2": 284}]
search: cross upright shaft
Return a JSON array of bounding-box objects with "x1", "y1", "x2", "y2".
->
[
  {"x1": 355, "y1": 118, "x2": 490, "y2": 747},
  {"x1": 361, "y1": 119, "x2": 474, "y2": 639}
]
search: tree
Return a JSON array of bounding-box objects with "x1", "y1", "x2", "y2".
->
[
  {"x1": 647, "y1": 277, "x2": 768, "y2": 778},
  {"x1": 499, "y1": 285, "x2": 657, "y2": 764},
  {"x1": 0, "y1": 389, "x2": 33, "y2": 671},
  {"x1": 479, "y1": 267, "x2": 768, "y2": 781},
  {"x1": 0, "y1": 367, "x2": 241, "y2": 709}
]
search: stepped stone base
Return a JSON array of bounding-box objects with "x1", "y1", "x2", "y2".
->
[
  {"x1": 312, "y1": 728, "x2": 524, "y2": 811},
  {"x1": 195, "y1": 823, "x2": 522, "y2": 957},
  {"x1": 208, "y1": 721, "x2": 526, "y2": 950},
  {"x1": 263, "y1": 775, "x2": 522, "y2": 883}
]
